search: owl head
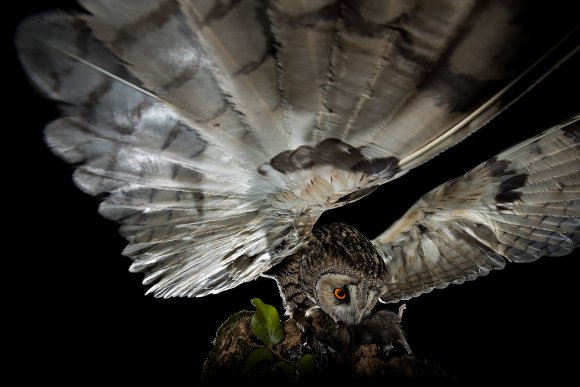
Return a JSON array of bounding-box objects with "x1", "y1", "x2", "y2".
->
[
  {"x1": 315, "y1": 272, "x2": 383, "y2": 325},
  {"x1": 302, "y1": 223, "x2": 388, "y2": 325}
]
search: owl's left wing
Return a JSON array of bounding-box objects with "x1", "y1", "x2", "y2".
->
[
  {"x1": 374, "y1": 116, "x2": 580, "y2": 303},
  {"x1": 17, "y1": 7, "x2": 399, "y2": 298}
]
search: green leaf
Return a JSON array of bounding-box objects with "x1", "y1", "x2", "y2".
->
[
  {"x1": 241, "y1": 348, "x2": 274, "y2": 375},
  {"x1": 250, "y1": 298, "x2": 284, "y2": 346},
  {"x1": 270, "y1": 361, "x2": 295, "y2": 379},
  {"x1": 296, "y1": 354, "x2": 316, "y2": 378}
]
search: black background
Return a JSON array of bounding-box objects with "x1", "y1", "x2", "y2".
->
[{"x1": 6, "y1": 2, "x2": 580, "y2": 385}]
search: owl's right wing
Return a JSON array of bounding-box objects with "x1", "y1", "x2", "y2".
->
[{"x1": 374, "y1": 117, "x2": 580, "y2": 304}]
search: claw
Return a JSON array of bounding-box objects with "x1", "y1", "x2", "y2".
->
[
  {"x1": 398, "y1": 304, "x2": 407, "y2": 321},
  {"x1": 301, "y1": 324, "x2": 315, "y2": 349},
  {"x1": 294, "y1": 315, "x2": 315, "y2": 348}
]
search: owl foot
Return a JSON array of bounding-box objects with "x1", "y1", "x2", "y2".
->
[
  {"x1": 295, "y1": 316, "x2": 315, "y2": 348},
  {"x1": 289, "y1": 308, "x2": 315, "y2": 348},
  {"x1": 294, "y1": 315, "x2": 313, "y2": 333},
  {"x1": 296, "y1": 309, "x2": 335, "y2": 349}
]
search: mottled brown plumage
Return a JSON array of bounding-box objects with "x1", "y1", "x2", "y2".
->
[{"x1": 267, "y1": 223, "x2": 387, "y2": 325}]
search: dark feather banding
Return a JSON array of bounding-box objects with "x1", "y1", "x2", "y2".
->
[
  {"x1": 269, "y1": 137, "x2": 400, "y2": 177},
  {"x1": 375, "y1": 116, "x2": 580, "y2": 303}
]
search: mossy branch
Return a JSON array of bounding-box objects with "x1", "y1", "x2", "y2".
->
[{"x1": 201, "y1": 301, "x2": 455, "y2": 385}]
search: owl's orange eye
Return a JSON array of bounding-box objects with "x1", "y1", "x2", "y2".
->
[{"x1": 334, "y1": 288, "x2": 347, "y2": 300}]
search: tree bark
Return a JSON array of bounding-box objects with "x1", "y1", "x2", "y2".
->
[{"x1": 201, "y1": 310, "x2": 456, "y2": 385}]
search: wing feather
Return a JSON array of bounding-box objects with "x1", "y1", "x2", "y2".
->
[
  {"x1": 318, "y1": 0, "x2": 475, "y2": 144},
  {"x1": 269, "y1": 0, "x2": 337, "y2": 148},
  {"x1": 179, "y1": 0, "x2": 289, "y2": 156},
  {"x1": 79, "y1": 0, "x2": 270, "y2": 166},
  {"x1": 318, "y1": 0, "x2": 578, "y2": 177},
  {"x1": 375, "y1": 117, "x2": 580, "y2": 303},
  {"x1": 17, "y1": 11, "x2": 320, "y2": 297}
]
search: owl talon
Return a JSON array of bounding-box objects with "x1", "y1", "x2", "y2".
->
[
  {"x1": 398, "y1": 304, "x2": 407, "y2": 321},
  {"x1": 382, "y1": 343, "x2": 395, "y2": 357},
  {"x1": 295, "y1": 316, "x2": 313, "y2": 333},
  {"x1": 298, "y1": 319, "x2": 315, "y2": 349},
  {"x1": 292, "y1": 310, "x2": 316, "y2": 348},
  {"x1": 292, "y1": 307, "x2": 313, "y2": 332}
]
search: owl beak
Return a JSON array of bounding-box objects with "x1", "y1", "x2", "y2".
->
[
  {"x1": 356, "y1": 290, "x2": 378, "y2": 324},
  {"x1": 346, "y1": 306, "x2": 365, "y2": 325}
]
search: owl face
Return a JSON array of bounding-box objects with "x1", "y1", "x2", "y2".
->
[{"x1": 315, "y1": 273, "x2": 381, "y2": 325}]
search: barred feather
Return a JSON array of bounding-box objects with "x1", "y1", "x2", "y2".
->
[{"x1": 375, "y1": 117, "x2": 580, "y2": 303}]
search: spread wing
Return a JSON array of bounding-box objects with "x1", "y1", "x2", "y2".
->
[
  {"x1": 16, "y1": 0, "x2": 577, "y2": 297},
  {"x1": 374, "y1": 117, "x2": 580, "y2": 303}
]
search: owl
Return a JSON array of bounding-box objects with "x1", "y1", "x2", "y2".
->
[{"x1": 16, "y1": 0, "x2": 579, "y2": 335}]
